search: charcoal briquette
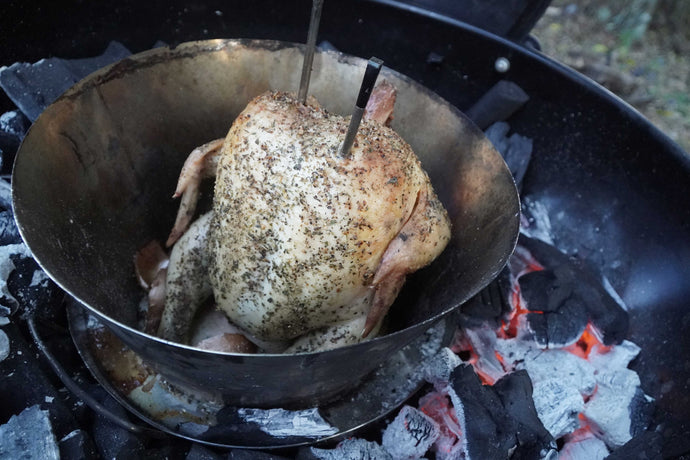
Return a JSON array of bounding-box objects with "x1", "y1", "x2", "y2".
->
[
  {"x1": 493, "y1": 370, "x2": 556, "y2": 459},
  {"x1": 605, "y1": 430, "x2": 663, "y2": 460},
  {"x1": 449, "y1": 364, "x2": 517, "y2": 459}
]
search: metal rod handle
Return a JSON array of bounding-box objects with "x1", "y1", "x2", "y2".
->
[
  {"x1": 298, "y1": 0, "x2": 324, "y2": 103},
  {"x1": 339, "y1": 57, "x2": 384, "y2": 158}
]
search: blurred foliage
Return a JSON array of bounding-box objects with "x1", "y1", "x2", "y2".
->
[{"x1": 534, "y1": 0, "x2": 690, "y2": 153}]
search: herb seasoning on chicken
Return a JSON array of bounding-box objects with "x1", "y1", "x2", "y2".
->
[{"x1": 153, "y1": 84, "x2": 451, "y2": 353}]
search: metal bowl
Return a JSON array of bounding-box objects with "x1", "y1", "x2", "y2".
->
[{"x1": 12, "y1": 39, "x2": 519, "y2": 408}]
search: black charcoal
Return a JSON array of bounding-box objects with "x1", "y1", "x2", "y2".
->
[
  {"x1": 517, "y1": 236, "x2": 630, "y2": 346},
  {"x1": 0, "y1": 41, "x2": 131, "y2": 121},
  {"x1": 59, "y1": 429, "x2": 98, "y2": 460},
  {"x1": 460, "y1": 268, "x2": 512, "y2": 327},
  {"x1": 0, "y1": 405, "x2": 60, "y2": 460},
  {"x1": 186, "y1": 444, "x2": 224, "y2": 460},
  {"x1": 449, "y1": 364, "x2": 517, "y2": 459},
  {"x1": 0, "y1": 110, "x2": 30, "y2": 138},
  {"x1": 485, "y1": 121, "x2": 533, "y2": 189},
  {"x1": 381, "y1": 405, "x2": 440, "y2": 459},
  {"x1": 493, "y1": 371, "x2": 556, "y2": 459},
  {"x1": 6, "y1": 253, "x2": 64, "y2": 321},
  {"x1": 467, "y1": 81, "x2": 530, "y2": 130},
  {"x1": 228, "y1": 448, "x2": 291, "y2": 460},
  {"x1": 91, "y1": 388, "x2": 146, "y2": 459},
  {"x1": 604, "y1": 430, "x2": 663, "y2": 460},
  {"x1": 307, "y1": 438, "x2": 392, "y2": 460}
]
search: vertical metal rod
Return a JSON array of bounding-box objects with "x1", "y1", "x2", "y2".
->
[
  {"x1": 298, "y1": 0, "x2": 324, "y2": 103},
  {"x1": 339, "y1": 57, "x2": 384, "y2": 158}
]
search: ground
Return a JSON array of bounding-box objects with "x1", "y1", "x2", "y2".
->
[{"x1": 532, "y1": 1, "x2": 690, "y2": 153}]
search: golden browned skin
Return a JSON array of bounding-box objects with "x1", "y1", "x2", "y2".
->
[
  {"x1": 159, "y1": 89, "x2": 451, "y2": 352},
  {"x1": 209, "y1": 91, "x2": 449, "y2": 349}
]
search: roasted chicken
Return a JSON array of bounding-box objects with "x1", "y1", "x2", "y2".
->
[{"x1": 152, "y1": 83, "x2": 451, "y2": 353}]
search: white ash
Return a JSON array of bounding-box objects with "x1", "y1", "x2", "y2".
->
[
  {"x1": 459, "y1": 325, "x2": 506, "y2": 383},
  {"x1": 582, "y1": 339, "x2": 650, "y2": 449},
  {"x1": 559, "y1": 429, "x2": 609, "y2": 460},
  {"x1": 496, "y1": 339, "x2": 597, "y2": 395},
  {"x1": 531, "y1": 378, "x2": 584, "y2": 439},
  {"x1": 29, "y1": 269, "x2": 50, "y2": 288},
  {"x1": 237, "y1": 407, "x2": 338, "y2": 438},
  {"x1": 308, "y1": 438, "x2": 393, "y2": 460},
  {"x1": 417, "y1": 390, "x2": 464, "y2": 460},
  {"x1": 0, "y1": 111, "x2": 26, "y2": 136},
  {"x1": 588, "y1": 340, "x2": 640, "y2": 370},
  {"x1": 520, "y1": 197, "x2": 555, "y2": 245},
  {"x1": 444, "y1": 385, "x2": 468, "y2": 459},
  {"x1": 600, "y1": 275, "x2": 628, "y2": 311},
  {"x1": 0, "y1": 328, "x2": 9, "y2": 362},
  {"x1": 0, "y1": 405, "x2": 60, "y2": 460},
  {"x1": 0, "y1": 242, "x2": 32, "y2": 309},
  {"x1": 381, "y1": 405, "x2": 440, "y2": 460},
  {"x1": 423, "y1": 347, "x2": 463, "y2": 389},
  {"x1": 582, "y1": 368, "x2": 642, "y2": 449}
]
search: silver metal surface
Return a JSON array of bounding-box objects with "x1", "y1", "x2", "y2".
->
[
  {"x1": 12, "y1": 39, "x2": 520, "y2": 408},
  {"x1": 298, "y1": 0, "x2": 324, "y2": 103}
]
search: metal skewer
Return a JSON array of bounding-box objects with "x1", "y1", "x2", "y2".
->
[
  {"x1": 298, "y1": 0, "x2": 324, "y2": 104},
  {"x1": 339, "y1": 57, "x2": 384, "y2": 158}
]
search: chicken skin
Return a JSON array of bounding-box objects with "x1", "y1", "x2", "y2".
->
[{"x1": 157, "y1": 86, "x2": 451, "y2": 353}]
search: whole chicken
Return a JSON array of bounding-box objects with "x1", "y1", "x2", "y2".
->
[{"x1": 156, "y1": 84, "x2": 451, "y2": 353}]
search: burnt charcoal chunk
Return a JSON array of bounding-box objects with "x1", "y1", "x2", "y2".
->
[
  {"x1": 228, "y1": 449, "x2": 291, "y2": 460},
  {"x1": 468, "y1": 81, "x2": 530, "y2": 130},
  {"x1": 575, "y1": 278, "x2": 629, "y2": 345},
  {"x1": 484, "y1": 121, "x2": 533, "y2": 190},
  {"x1": 605, "y1": 430, "x2": 663, "y2": 460},
  {"x1": 6, "y1": 254, "x2": 63, "y2": 321},
  {"x1": 186, "y1": 444, "x2": 224, "y2": 460},
  {"x1": 0, "y1": 41, "x2": 131, "y2": 121},
  {"x1": 629, "y1": 387, "x2": 654, "y2": 437},
  {"x1": 90, "y1": 387, "x2": 146, "y2": 459},
  {"x1": 450, "y1": 364, "x2": 517, "y2": 459},
  {"x1": 460, "y1": 267, "x2": 512, "y2": 327},
  {"x1": 59, "y1": 429, "x2": 98, "y2": 460},
  {"x1": 493, "y1": 370, "x2": 557, "y2": 459},
  {"x1": 526, "y1": 298, "x2": 589, "y2": 348},
  {"x1": 517, "y1": 235, "x2": 630, "y2": 346}
]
